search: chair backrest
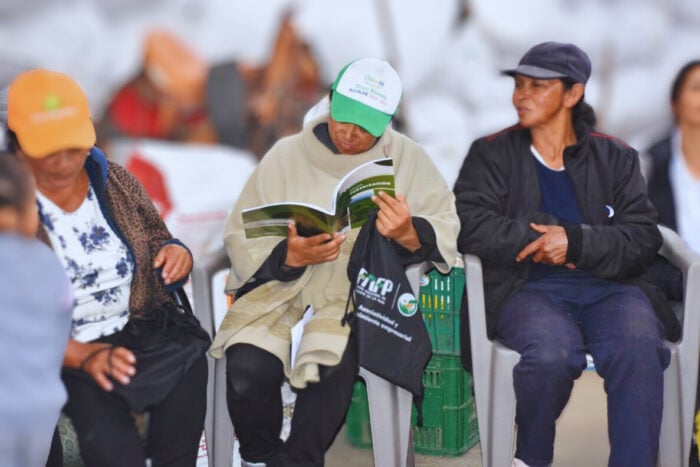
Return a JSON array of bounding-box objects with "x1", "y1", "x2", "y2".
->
[{"x1": 192, "y1": 246, "x2": 231, "y2": 338}]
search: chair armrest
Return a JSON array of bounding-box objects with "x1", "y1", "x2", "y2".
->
[
  {"x1": 191, "y1": 246, "x2": 231, "y2": 337},
  {"x1": 658, "y1": 226, "x2": 700, "y2": 343},
  {"x1": 463, "y1": 253, "x2": 488, "y2": 343},
  {"x1": 658, "y1": 225, "x2": 699, "y2": 278},
  {"x1": 405, "y1": 261, "x2": 430, "y2": 297}
]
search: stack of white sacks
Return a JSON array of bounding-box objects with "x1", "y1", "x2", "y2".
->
[
  {"x1": 2, "y1": 0, "x2": 698, "y2": 188},
  {"x1": 290, "y1": 0, "x2": 700, "y2": 186}
]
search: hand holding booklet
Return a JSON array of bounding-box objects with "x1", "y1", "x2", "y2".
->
[{"x1": 242, "y1": 158, "x2": 395, "y2": 238}]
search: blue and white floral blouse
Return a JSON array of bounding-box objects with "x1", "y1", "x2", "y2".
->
[{"x1": 37, "y1": 185, "x2": 134, "y2": 342}]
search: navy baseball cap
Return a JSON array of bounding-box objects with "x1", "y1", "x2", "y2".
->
[{"x1": 502, "y1": 42, "x2": 592, "y2": 85}]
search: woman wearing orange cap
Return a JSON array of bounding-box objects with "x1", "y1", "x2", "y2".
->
[{"x1": 5, "y1": 69, "x2": 207, "y2": 466}]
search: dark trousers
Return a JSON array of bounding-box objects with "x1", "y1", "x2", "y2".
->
[
  {"x1": 225, "y1": 337, "x2": 358, "y2": 467},
  {"x1": 497, "y1": 272, "x2": 670, "y2": 467},
  {"x1": 46, "y1": 355, "x2": 207, "y2": 467}
]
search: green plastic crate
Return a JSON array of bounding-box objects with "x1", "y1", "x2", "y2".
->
[
  {"x1": 419, "y1": 266, "x2": 465, "y2": 356},
  {"x1": 411, "y1": 355, "x2": 478, "y2": 456},
  {"x1": 345, "y1": 380, "x2": 373, "y2": 448},
  {"x1": 345, "y1": 355, "x2": 479, "y2": 457}
]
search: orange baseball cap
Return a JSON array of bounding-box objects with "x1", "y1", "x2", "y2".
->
[{"x1": 7, "y1": 69, "x2": 96, "y2": 159}]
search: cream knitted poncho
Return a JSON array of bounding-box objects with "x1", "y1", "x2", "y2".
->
[{"x1": 209, "y1": 114, "x2": 460, "y2": 389}]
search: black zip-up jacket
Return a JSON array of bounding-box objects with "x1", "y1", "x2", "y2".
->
[{"x1": 453, "y1": 125, "x2": 680, "y2": 342}]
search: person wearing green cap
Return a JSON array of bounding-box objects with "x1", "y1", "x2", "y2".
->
[{"x1": 209, "y1": 57, "x2": 460, "y2": 466}]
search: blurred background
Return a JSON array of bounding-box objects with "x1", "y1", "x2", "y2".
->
[{"x1": 1, "y1": 0, "x2": 698, "y2": 259}]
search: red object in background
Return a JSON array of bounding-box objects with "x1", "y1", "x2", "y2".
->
[
  {"x1": 108, "y1": 80, "x2": 210, "y2": 140},
  {"x1": 126, "y1": 152, "x2": 173, "y2": 219},
  {"x1": 109, "y1": 83, "x2": 167, "y2": 138}
]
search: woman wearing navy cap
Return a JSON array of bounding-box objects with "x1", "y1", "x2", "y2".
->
[{"x1": 454, "y1": 42, "x2": 674, "y2": 467}]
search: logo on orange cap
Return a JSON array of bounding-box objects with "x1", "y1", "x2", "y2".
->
[{"x1": 7, "y1": 69, "x2": 96, "y2": 159}]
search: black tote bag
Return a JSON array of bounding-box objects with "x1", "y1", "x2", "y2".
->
[
  {"x1": 344, "y1": 210, "x2": 433, "y2": 415},
  {"x1": 108, "y1": 302, "x2": 211, "y2": 411}
]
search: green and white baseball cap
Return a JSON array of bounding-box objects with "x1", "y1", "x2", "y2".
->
[{"x1": 330, "y1": 57, "x2": 402, "y2": 137}]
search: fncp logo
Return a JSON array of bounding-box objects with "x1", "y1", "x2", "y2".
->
[{"x1": 357, "y1": 267, "x2": 393, "y2": 296}]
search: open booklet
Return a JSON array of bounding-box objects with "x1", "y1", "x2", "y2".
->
[{"x1": 242, "y1": 158, "x2": 395, "y2": 238}]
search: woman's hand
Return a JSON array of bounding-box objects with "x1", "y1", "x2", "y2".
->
[
  {"x1": 372, "y1": 191, "x2": 421, "y2": 252},
  {"x1": 516, "y1": 223, "x2": 575, "y2": 268},
  {"x1": 74, "y1": 342, "x2": 137, "y2": 392},
  {"x1": 285, "y1": 221, "x2": 345, "y2": 268},
  {"x1": 153, "y1": 244, "x2": 193, "y2": 285}
]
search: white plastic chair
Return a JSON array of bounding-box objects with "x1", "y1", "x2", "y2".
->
[
  {"x1": 191, "y1": 248, "x2": 424, "y2": 467},
  {"x1": 192, "y1": 247, "x2": 234, "y2": 467},
  {"x1": 465, "y1": 225, "x2": 700, "y2": 467}
]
